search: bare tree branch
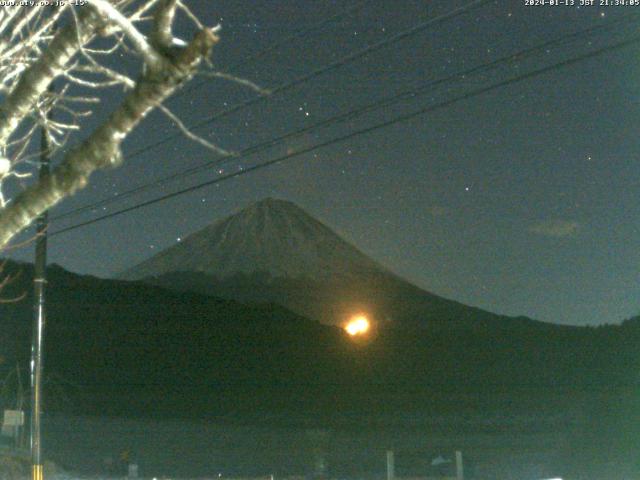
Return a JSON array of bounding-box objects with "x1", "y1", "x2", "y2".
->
[
  {"x1": 158, "y1": 103, "x2": 233, "y2": 156},
  {"x1": 200, "y1": 70, "x2": 271, "y2": 96},
  {"x1": 88, "y1": 0, "x2": 164, "y2": 70},
  {"x1": 0, "y1": 26, "x2": 219, "y2": 248},
  {"x1": 0, "y1": 6, "x2": 99, "y2": 148},
  {"x1": 0, "y1": 1, "x2": 228, "y2": 250},
  {"x1": 153, "y1": 0, "x2": 179, "y2": 49}
]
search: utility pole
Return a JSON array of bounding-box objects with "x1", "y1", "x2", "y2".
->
[
  {"x1": 31, "y1": 89, "x2": 52, "y2": 480},
  {"x1": 386, "y1": 450, "x2": 395, "y2": 480},
  {"x1": 455, "y1": 450, "x2": 464, "y2": 480}
]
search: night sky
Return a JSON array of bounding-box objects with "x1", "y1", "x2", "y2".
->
[{"x1": 7, "y1": 0, "x2": 640, "y2": 326}]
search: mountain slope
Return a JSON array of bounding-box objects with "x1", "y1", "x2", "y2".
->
[
  {"x1": 120, "y1": 198, "x2": 384, "y2": 281},
  {"x1": 120, "y1": 198, "x2": 519, "y2": 327}
]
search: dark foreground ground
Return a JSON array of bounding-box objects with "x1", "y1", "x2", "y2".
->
[{"x1": 34, "y1": 388, "x2": 638, "y2": 480}]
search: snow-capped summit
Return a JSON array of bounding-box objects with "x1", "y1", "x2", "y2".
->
[{"x1": 120, "y1": 197, "x2": 385, "y2": 282}]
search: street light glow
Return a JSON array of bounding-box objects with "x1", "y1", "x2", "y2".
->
[{"x1": 345, "y1": 315, "x2": 370, "y2": 336}]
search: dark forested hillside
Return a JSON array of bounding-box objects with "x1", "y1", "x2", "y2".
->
[{"x1": 0, "y1": 260, "x2": 637, "y2": 426}]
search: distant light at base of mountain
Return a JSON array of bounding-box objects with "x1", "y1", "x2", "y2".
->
[{"x1": 344, "y1": 315, "x2": 370, "y2": 337}]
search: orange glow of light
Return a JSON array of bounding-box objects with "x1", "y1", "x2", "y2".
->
[{"x1": 344, "y1": 315, "x2": 370, "y2": 336}]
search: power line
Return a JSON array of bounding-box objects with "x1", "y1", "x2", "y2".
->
[
  {"x1": 123, "y1": 0, "x2": 493, "y2": 160},
  {"x1": 50, "y1": 34, "x2": 640, "y2": 237},
  {"x1": 51, "y1": 0, "x2": 493, "y2": 221},
  {"x1": 171, "y1": 1, "x2": 369, "y2": 101},
  {"x1": 51, "y1": 14, "x2": 640, "y2": 223}
]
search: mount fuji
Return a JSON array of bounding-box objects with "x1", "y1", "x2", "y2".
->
[{"x1": 120, "y1": 198, "x2": 531, "y2": 327}]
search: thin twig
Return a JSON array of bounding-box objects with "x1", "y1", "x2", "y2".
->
[
  {"x1": 199, "y1": 70, "x2": 271, "y2": 96},
  {"x1": 158, "y1": 104, "x2": 234, "y2": 156}
]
